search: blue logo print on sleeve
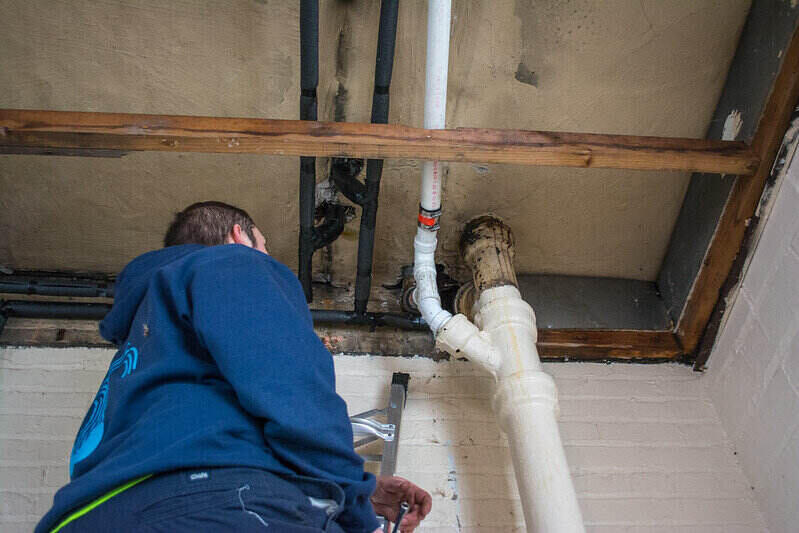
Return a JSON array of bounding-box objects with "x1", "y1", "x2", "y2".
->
[{"x1": 69, "y1": 343, "x2": 139, "y2": 476}]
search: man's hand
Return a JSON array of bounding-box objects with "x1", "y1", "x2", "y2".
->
[{"x1": 371, "y1": 476, "x2": 432, "y2": 532}]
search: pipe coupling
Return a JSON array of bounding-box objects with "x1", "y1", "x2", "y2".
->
[
  {"x1": 492, "y1": 372, "x2": 559, "y2": 430},
  {"x1": 474, "y1": 290, "x2": 537, "y2": 335},
  {"x1": 417, "y1": 205, "x2": 442, "y2": 230}
]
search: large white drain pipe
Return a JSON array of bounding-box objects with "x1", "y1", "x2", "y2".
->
[
  {"x1": 411, "y1": 2, "x2": 585, "y2": 530},
  {"x1": 440, "y1": 217, "x2": 585, "y2": 532}
]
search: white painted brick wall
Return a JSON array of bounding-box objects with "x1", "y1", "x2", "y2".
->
[
  {"x1": 0, "y1": 347, "x2": 766, "y2": 532},
  {"x1": 704, "y1": 134, "x2": 799, "y2": 533}
]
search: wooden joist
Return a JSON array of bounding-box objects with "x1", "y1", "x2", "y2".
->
[
  {"x1": 677, "y1": 26, "x2": 799, "y2": 354},
  {"x1": 536, "y1": 330, "x2": 682, "y2": 361},
  {"x1": 0, "y1": 316, "x2": 682, "y2": 361},
  {"x1": 0, "y1": 109, "x2": 758, "y2": 175}
]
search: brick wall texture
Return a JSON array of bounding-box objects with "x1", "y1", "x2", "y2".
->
[
  {"x1": 703, "y1": 132, "x2": 799, "y2": 533},
  {"x1": 1, "y1": 347, "x2": 767, "y2": 532}
]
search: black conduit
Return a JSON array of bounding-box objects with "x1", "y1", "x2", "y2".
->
[
  {"x1": 0, "y1": 277, "x2": 428, "y2": 335},
  {"x1": 0, "y1": 278, "x2": 115, "y2": 298},
  {"x1": 299, "y1": 0, "x2": 320, "y2": 302},
  {"x1": 0, "y1": 299, "x2": 426, "y2": 335},
  {"x1": 311, "y1": 309, "x2": 426, "y2": 330},
  {"x1": 1, "y1": 301, "x2": 112, "y2": 320},
  {"x1": 310, "y1": 158, "x2": 364, "y2": 252},
  {"x1": 330, "y1": 157, "x2": 367, "y2": 206},
  {"x1": 354, "y1": 0, "x2": 399, "y2": 316}
]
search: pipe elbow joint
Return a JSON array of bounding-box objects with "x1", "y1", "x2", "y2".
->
[
  {"x1": 426, "y1": 306, "x2": 453, "y2": 335},
  {"x1": 413, "y1": 285, "x2": 451, "y2": 334}
]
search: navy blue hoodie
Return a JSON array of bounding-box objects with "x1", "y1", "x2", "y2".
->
[{"x1": 36, "y1": 244, "x2": 379, "y2": 532}]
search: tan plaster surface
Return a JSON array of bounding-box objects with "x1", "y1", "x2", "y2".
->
[{"x1": 0, "y1": 0, "x2": 751, "y2": 283}]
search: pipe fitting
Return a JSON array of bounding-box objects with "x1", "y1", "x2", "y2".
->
[
  {"x1": 492, "y1": 372, "x2": 559, "y2": 428},
  {"x1": 413, "y1": 227, "x2": 452, "y2": 334},
  {"x1": 473, "y1": 286, "x2": 537, "y2": 335},
  {"x1": 435, "y1": 313, "x2": 501, "y2": 376},
  {"x1": 453, "y1": 280, "x2": 477, "y2": 321}
]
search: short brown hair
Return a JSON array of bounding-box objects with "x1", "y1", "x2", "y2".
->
[{"x1": 164, "y1": 201, "x2": 257, "y2": 247}]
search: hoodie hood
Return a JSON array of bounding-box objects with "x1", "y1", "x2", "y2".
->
[{"x1": 99, "y1": 244, "x2": 205, "y2": 345}]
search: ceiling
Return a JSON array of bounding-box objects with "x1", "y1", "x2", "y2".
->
[{"x1": 0, "y1": 0, "x2": 751, "y2": 286}]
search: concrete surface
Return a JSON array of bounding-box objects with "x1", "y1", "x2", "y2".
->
[{"x1": 0, "y1": 0, "x2": 751, "y2": 283}]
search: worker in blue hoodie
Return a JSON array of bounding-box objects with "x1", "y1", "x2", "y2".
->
[{"x1": 36, "y1": 201, "x2": 432, "y2": 533}]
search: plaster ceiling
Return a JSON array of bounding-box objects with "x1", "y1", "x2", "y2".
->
[{"x1": 0, "y1": 0, "x2": 752, "y2": 286}]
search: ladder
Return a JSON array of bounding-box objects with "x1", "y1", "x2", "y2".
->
[{"x1": 350, "y1": 372, "x2": 409, "y2": 531}]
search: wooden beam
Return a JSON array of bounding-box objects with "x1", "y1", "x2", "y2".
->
[
  {"x1": 0, "y1": 109, "x2": 758, "y2": 175},
  {"x1": 318, "y1": 327, "x2": 682, "y2": 361},
  {"x1": 0, "y1": 316, "x2": 681, "y2": 361},
  {"x1": 536, "y1": 330, "x2": 682, "y2": 361},
  {"x1": 677, "y1": 26, "x2": 799, "y2": 354}
]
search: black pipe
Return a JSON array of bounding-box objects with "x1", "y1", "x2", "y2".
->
[
  {"x1": 299, "y1": 0, "x2": 320, "y2": 302},
  {"x1": 1, "y1": 300, "x2": 112, "y2": 320},
  {"x1": 312, "y1": 203, "x2": 352, "y2": 251},
  {"x1": 0, "y1": 278, "x2": 115, "y2": 298},
  {"x1": 330, "y1": 157, "x2": 367, "y2": 206},
  {"x1": 311, "y1": 309, "x2": 427, "y2": 330},
  {"x1": 354, "y1": 0, "x2": 399, "y2": 316},
  {"x1": 0, "y1": 300, "x2": 426, "y2": 336},
  {"x1": 309, "y1": 158, "x2": 364, "y2": 250}
]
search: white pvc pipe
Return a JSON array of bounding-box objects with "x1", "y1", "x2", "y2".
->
[
  {"x1": 413, "y1": 227, "x2": 452, "y2": 333},
  {"x1": 434, "y1": 313, "x2": 501, "y2": 374},
  {"x1": 413, "y1": 0, "x2": 453, "y2": 334},
  {"x1": 479, "y1": 286, "x2": 583, "y2": 531},
  {"x1": 420, "y1": 0, "x2": 450, "y2": 212},
  {"x1": 438, "y1": 287, "x2": 585, "y2": 532},
  {"x1": 496, "y1": 378, "x2": 584, "y2": 533},
  {"x1": 411, "y1": 4, "x2": 583, "y2": 527}
]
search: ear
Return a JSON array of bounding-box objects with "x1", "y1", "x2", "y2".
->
[{"x1": 226, "y1": 224, "x2": 252, "y2": 247}]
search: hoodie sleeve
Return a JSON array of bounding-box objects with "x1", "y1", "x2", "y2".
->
[{"x1": 188, "y1": 249, "x2": 379, "y2": 533}]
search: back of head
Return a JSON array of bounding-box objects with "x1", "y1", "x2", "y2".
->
[{"x1": 164, "y1": 201, "x2": 256, "y2": 247}]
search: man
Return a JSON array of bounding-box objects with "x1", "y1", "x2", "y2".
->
[{"x1": 36, "y1": 201, "x2": 431, "y2": 532}]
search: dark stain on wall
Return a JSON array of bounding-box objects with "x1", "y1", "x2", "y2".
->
[
  {"x1": 514, "y1": 62, "x2": 538, "y2": 87},
  {"x1": 334, "y1": 24, "x2": 350, "y2": 122}
]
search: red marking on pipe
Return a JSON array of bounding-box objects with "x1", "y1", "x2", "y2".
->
[{"x1": 418, "y1": 213, "x2": 437, "y2": 227}]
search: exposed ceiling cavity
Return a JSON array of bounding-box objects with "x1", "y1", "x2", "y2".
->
[{"x1": 0, "y1": 0, "x2": 752, "y2": 284}]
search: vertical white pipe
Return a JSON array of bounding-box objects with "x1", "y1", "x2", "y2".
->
[
  {"x1": 414, "y1": 2, "x2": 584, "y2": 526},
  {"x1": 420, "y1": 0, "x2": 450, "y2": 212},
  {"x1": 420, "y1": 162, "x2": 441, "y2": 212},
  {"x1": 414, "y1": 228, "x2": 452, "y2": 333},
  {"x1": 413, "y1": 0, "x2": 453, "y2": 333}
]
